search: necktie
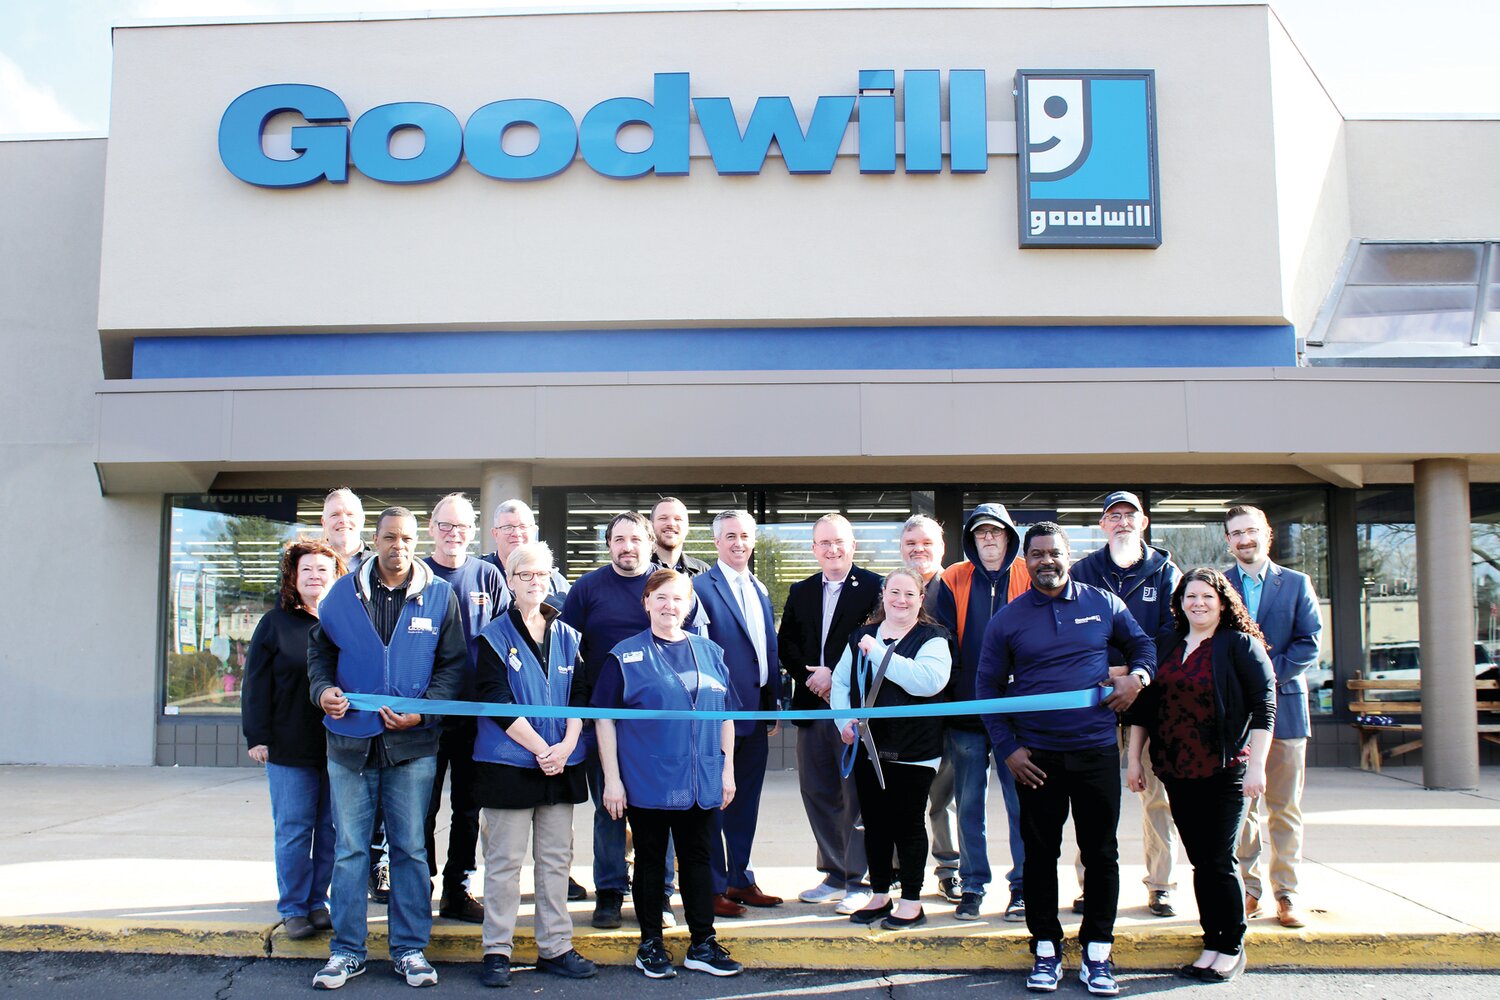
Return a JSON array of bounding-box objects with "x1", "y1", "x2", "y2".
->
[{"x1": 735, "y1": 572, "x2": 769, "y2": 685}]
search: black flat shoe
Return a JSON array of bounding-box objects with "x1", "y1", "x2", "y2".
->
[
  {"x1": 848, "y1": 900, "x2": 894, "y2": 925},
  {"x1": 1179, "y1": 963, "x2": 1209, "y2": 981},
  {"x1": 880, "y1": 908, "x2": 926, "y2": 930},
  {"x1": 1202, "y1": 950, "x2": 1247, "y2": 983}
]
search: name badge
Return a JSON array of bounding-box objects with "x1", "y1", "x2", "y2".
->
[
  {"x1": 622, "y1": 650, "x2": 644, "y2": 663},
  {"x1": 408, "y1": 616, "x2": 434, "y2": 633},
  {"x1": 508, "y1": 649, "x2": 524, "y2": 672}
]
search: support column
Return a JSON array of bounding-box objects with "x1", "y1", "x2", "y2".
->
[
  {"x1": 1414, "y1": 458, "x2": 1479, "y2": 790},
  {"x1": 478, "y1": 463, "x2": 533, "y2": 556}
]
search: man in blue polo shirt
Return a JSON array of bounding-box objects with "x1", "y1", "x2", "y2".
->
[{"x1": 977, "y1": 522, "x2": 1154, "y2": 996}]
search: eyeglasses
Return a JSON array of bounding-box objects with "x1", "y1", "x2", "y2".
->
[
  {"x1": 512, "y1": 570, "x2": 548, "y2": 582},
  {"x1": 1103, "y1": 511, "x2": 1141, "y2": 524},
  {"x1": 973, "y1": 527, "x2": 1005, "y2": 539},
  {"x1": 434, "y1": 521, "x2": 474, "y2": 534},
  {"x1": 813, "y1": 539, "x2": 849, "y2": 550},
  {"x1": 1227, "y1": 526, "x2": 1264, "y2": 541},
  {"x1": 493, "y1": 523, "x2": 532, "y2": 535}
]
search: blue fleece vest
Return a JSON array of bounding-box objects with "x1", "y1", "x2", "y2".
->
[
  {"x1": 317, "y1": 572, "x2": 452, "y2": 738},
  {"x1": 611, "y1": 631, "x2": 730, "y2": 810},
  {"x1": 472, "y1": 615, "x2": 586, "y2": 769}
]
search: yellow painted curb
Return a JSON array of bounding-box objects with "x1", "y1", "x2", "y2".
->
[{"x1": 4, "y1": 917, "x2": 1498, "y2": 971}]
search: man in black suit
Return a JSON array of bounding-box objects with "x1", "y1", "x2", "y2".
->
[{"x1": 777, "y1": 513, "x2": 882, "y2": 914}]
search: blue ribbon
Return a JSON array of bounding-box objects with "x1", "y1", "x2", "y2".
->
[{"x1": 344, "y1": 687, "x2": 1107, "y2": 722}]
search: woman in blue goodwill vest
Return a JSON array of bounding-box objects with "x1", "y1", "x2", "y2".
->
[
  {"x1": 592, "y1": 569, "x2": 744, "y2": 980},
  {"x1": 470, "y1": 542, "x2": 596, "y2": 987},
  {"x1": 832, "y1": 566, "x2": 953, "y2": 930}
]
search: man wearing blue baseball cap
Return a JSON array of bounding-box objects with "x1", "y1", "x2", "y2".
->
[{"x1": 1069, "y1": 491, "x2": 1183, "y2": 920}]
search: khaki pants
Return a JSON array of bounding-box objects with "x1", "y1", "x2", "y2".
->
[
  {"x1": 480, "y1": 804, "x2": 575, "y2": 959},
  {"x1": 1236, "y1": 737, "x2": 1306, "y2": 901}
]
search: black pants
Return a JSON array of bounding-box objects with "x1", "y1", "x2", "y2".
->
[
  {"x1": 423, "y1": 719, "x2": 481, "y2": 895},
  {"x1": 853, "y1": 755, "x2": 935, "y2": 900},
  {"x1": 1162, "y1": 764, "x2": 1250, "y2": 955},
  {"x1": 629, "y1": 804, "x2": 715, "y2": 945},
  {"x1": 1015, "y1": 746, "x2": 1121, "y2": 950}
]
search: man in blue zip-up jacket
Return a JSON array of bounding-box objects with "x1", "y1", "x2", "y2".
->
[
  {"x1": 977, "y1": 521, "x2": 1153, "y2": 996},
  {"x1": 931, "y1": 503, "x2": 1029, "y2": 922},
  {"x1": 1069, "y1": 490, "x2": 1182, "y2": 919},
  {"x1": 307, "y1": 507, "x2": 466, "y2": 991}
]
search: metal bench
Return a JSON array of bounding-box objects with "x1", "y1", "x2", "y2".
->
[{"x1": 1347, "y1": 674, "x2": 1500, "y2": 772}]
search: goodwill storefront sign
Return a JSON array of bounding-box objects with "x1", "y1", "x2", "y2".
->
[{"x1": 218, "y1": 69, "x2": 1158, "y2": 248}]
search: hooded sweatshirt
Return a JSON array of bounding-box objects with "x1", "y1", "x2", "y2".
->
[{"x1": 932, "y1": 503, "x2": 1030, "y2": 732}]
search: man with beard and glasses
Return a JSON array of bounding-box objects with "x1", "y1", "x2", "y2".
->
[
  {"x1": 1069, "y1": 492, "x2": 1182, "y2": 918},
  {"x1": 1223, "y1": 505, "x2": 1322, "y2": 931},
  {"x1": 977, "y1": 522, "x2": 1154, "y2": 997}
]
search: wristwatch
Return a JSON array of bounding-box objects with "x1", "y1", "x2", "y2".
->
[{"x1": 1129, "y1": 668, "x2": 1151, "y2": 688}]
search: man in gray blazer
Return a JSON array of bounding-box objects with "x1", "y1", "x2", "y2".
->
[{"x1": 1224, "y1": 504, "x2": 1323, "y2": 929}]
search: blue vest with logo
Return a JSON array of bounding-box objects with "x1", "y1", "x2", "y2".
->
[
  {"x1": 317, "y1": 571, "x2": 452, "y2": 738},
  {"x1": 472, "y1": 614, "x2": 586, "y2": 769},
  {"x1": 611, "y1": 630, "x2": 731, "y2": 810}
]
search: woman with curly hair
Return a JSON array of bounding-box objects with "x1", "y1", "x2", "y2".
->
[
  {"x1": 1124, "y1": 567, "x2": 1274, "y2": 984},
  {"x1": 242, "y1": 537, "x2": 346, "y2": 940}
]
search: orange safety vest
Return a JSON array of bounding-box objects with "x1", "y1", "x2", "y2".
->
[{"x1": 941, "y1": 559, "x2": 1031, "y2": 645}]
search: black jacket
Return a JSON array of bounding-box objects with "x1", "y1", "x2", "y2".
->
[
  {"x1": 777, "y1": 564, "x2": 882, "y2": 721},
  {"x1": 1126, "y1": 629, "x2": 1276, "y2": 771},
  {"x1": 844, "y1": 621, "x2": 950, "y2": 762},
  {"x1": 241, "y1": 606, "x2": 326, "y2": 767}
]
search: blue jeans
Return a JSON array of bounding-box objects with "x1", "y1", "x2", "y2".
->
[
  {"x1": 947, "y1": 728, "x2": 1024, "y2": 896},
  {"x1": 588, "y1": 747, "x2": 673, "y2": 895},
  {"x1": 265, "y1": 762, "x2": 334, "y2": 920},
  {"x1": 328, "y1": 754, "x2": 437, "y2": 961}
]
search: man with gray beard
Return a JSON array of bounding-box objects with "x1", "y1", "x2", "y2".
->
[{"x1": 1068, "y1": 491, "x2": 1182, "y2": 919}]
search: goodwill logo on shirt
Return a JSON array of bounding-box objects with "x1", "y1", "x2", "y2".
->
[{"x1": 1074, "y1": 614, "x2": 1102, "y2": 625}]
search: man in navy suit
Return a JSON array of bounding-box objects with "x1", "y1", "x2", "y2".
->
[
  {"x1": 1224, "y1": 504, "x2": 1323, "y2": 929},
  {"x1": 693, "y1": 510, "x2": 782, "y2": 917},
  {"x1": 777, "y1": 514, "x2": 882, "y2": 914}
]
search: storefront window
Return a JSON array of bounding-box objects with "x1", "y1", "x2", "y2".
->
[
  {"x1": 1356, "y1": 487, "x2": 1500, "y2": 697},
  {"x1": 562, "y1": 490, "x2": 751, "y2": 578},
  {"x1": 164, "y1": 488, "x2": 472, "y2": 716}
]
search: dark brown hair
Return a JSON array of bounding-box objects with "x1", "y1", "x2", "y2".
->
[
  {"x1": 1169, "y1": 566, "x2": 1266, "y2": 645},
  {"x1": 279, "y1": 537, "x2": 347, "y2": 613}
]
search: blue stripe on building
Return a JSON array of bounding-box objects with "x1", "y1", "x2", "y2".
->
[{"x1": 131, "y1": 324, "x2": 1296, "y2": 378}]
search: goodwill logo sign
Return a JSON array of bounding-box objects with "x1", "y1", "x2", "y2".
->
[{"x1": 1015, "y1": 70, "x2": 1161, "y2": 248}]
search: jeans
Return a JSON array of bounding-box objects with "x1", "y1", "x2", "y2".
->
[
  {"x1": 1163, "y1": 764, "x2": 1250, "y2": 955},
  {"x1": 327, "y1": 754, "x2": 437, "y2": 962},
  {"x1": 588, "y1": 747, "x2": 673, "y2": 895},
  {"x1": 1016, "y1": 746, "x2": 1121, "y2": 949},
  {"x1": 947, "y1": 728, "x2": 1024, "y2": 895},
  {"x1": 265, "y1": 762, "x2": 335, "y2": 920}
]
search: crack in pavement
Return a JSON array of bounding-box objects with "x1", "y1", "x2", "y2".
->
[{"x1": 213, "y1": 955, "x2": 257, "y2": 1000}]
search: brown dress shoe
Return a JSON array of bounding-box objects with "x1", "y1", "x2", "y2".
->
[
  {"x1": 1276, "y1": 896, "x2": 1306, "y2": 928},
  {"x1": 726, "y1": 884, "x2": 783, "y2": 907},
  {"x1": 1245, "y1": 892, "x2": 1262, "y2": 918},
  {"x1": 712, "y1": 893, "x2": 748, "y2": 918}
]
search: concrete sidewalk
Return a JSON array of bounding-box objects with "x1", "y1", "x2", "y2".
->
[{"x1": 1, "y1": 764, "x2": 1497, "y2": 969}]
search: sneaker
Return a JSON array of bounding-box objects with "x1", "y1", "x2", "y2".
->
[
  {"x1": 954, "y1": 891, "x2": 983, "y2": 921},
  {"x1": 567, "y1": 877, "x2": 589, "y2": 902},
  {"x1": 835, "y1": 889, "x2": 873, "y2": 915},
  {"x1": 1026, "y1": 946, "x2": 1063, "y2": 992},
  {"x1": 1148, "y1": 889, "x2": 1175, "y2": 918},
  {"x1": 661, "y1": 894, "x2": 678, "y2": 928},
  {"x1": 313, "y1": 954, "x2": 365, "y2": 990},
  {"x1": 368, "y1": 863, "x2": 390, "y2": 905},
  {"x1": 1078, "y1": 947, "x2": 1119, "y2": 996},
  {"x1": 684, "y1": 935, "x2": 743, "y2": 977},
  {"x1": 393, "y1": 950, "x2": 438, "y2": 988},
  {"x1": 634, "y1": 937, "x2": 676, "y2": 979},
  {"x1": 537, "y1": 948, "x2": 597, "y2": 979},
  {"x1": 439, "y1": 890, "x2": 484, "y2": 923},
  {"x1": 937, "y1": 876, "x2": 963, "y2": 903},
  {"x1": 479, "y1": 953, "x2": 510, "y2": 988},
  {"x1": 798, "y1": 882, "x2": 846, "y2": 904},
  {"x1": 592, "y1": 889, "x2": 623, "y2": 929},
  {"x1": 1003, "y1": 889, "x2": 1026, "y2": 923}
]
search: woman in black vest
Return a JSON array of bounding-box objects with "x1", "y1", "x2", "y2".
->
[
  {"x1": 832, "y1": 566, "x2": 952, "y2": 929},
  {"x1": 1124, "y1": 567, "x2": 1275, "y2": 984},
  {"x1": 242, "y1": 537, "x2": 345, "y2": 941}
]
